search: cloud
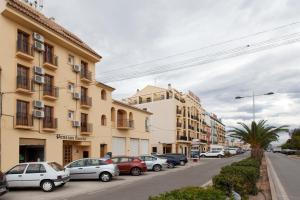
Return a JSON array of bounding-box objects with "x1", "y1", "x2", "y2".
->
[{"x1": 42, "y1": 0, "x2": 300, "y2": 128}]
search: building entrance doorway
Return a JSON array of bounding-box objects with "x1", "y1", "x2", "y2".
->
[
  {"x1": 100, "y1": 144, "x2": 107, "y2": 157},
  {"x1": 163, "y1": 144, "x2": 172, "y2": 154},
  {"x1": 19, "y1": 138, "x2": 45, "y2": 163}
]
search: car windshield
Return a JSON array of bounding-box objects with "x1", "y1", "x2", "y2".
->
[{"x1": 48, "y1": 162, "x2": 64, "y2": 171}]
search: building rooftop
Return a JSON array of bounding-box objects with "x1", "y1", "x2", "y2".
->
[
  {"x1": 112, "y1": 100, "x2": 152, "y2": 115},
  {"x1": 6, "y1": 0, "x2": 101, "y2": 59}
]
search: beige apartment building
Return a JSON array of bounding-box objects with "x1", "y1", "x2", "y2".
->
[
  {"x1": 0, "y1": 0, "x2": 150, "y2": 171},
  {"x1": 126, "y1": 84, "x2": 210, "y2": 156}
]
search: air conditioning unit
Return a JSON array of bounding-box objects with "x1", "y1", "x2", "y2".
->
[
  {"x1": 34, "y1": 75, "x2": 45, "y2": 84},
  {"x1": 33, "y1": 110, "x2": 44, "y2": 118},
  {"x1": 33, "y1": 100, "x2": 44, "y2": 109},
  {"x1": 73, "y1": 92, "x2": 81, "y2": 100},
  {"x1": 72, "y1": 121, "x2": 81, "y2": 127},
  {"x1": 33, "y1": 66, "x2": 45, "y2": 75},
  {"x1": 33, "y1": 32, "x2": 44, "y2": 43},
  {"x1": 73, "y1": 64, "x2": 81, "y2": 73},
  {"x1": 34, "y1": 41, "x2": 45, "y2": 52}
]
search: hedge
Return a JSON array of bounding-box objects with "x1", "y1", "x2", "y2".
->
[
  {"x1": 213, "y1": 158, "x2": 260, "y2": 199},
  {"x1": 148, "y1": 187, "x2": 230, "y2": 200}
]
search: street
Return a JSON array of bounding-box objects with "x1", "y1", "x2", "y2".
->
[
  {"x1": 266, "y1": 152, "x2": 300, "y2": 200},
  {"x1": 70, "y1": 153, "x2": 248, "y2": 200},
  {"x1": 1, "y1": 153, "x2": 248, "y2": 200}
]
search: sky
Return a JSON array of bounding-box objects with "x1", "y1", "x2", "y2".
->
[{"x1": 42, "y1": 0, "x2": 300, "y2": 144}]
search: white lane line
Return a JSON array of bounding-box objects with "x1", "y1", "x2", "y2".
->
[
  {"x1": 201, "y1": 180, "x2": 212, "y2": 187},
  {"x1": 266, "y1": 154, "x2": 290, "y2": 200}
]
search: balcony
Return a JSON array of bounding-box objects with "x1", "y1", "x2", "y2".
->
[
  {"x1": 43, "y1": 118, "x2": 57, "y2": 132},
  {"x1": 80, "y1": 96, "x2": 92, "y2": 109},
  {"x1": 43, "y1": 86, "x2": 59, "y2": 100},
  {"x1": 43, "y1": 55, "x2": 58, "y2": 70},
  {"x1": 81, "y1": 122, "x2": 93, "y2": 134},
  {"x1": 176, "y1": 109, "x2": 182, "y2": 115},
  {"x1": 117, "y1": 119, "x2": 134, "y2": 130},
  {"x1": 15, "y1": 113, "x2": 33, "y2": 129},
  {"x1": 80, "y1": 70, "x2": 92, "y2": 83},
  {"x1": 16, "y1": 40, "x2": 34, "y2": 61},
  {"x1": 16, "y1": 76, "x2": 34, "y2": 94},
  {"x1": 177, "y1": 135, "x2": 188, "y2": 141}
]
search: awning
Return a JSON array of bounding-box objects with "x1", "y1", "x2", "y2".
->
[{"x1": 19, "y1": 138, "x2": 45, "y2": 146}]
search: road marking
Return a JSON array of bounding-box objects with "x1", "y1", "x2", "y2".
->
[
  {"x1": 201, "y1": 180, "x2": 212, "y2": 187},
  {"x1": 266, "y1": 154, "x2": 290, "y2": 200}
]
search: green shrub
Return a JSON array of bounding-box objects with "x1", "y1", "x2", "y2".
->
[
  {"x1": 148, "y1": 186, "x2": 229, "y2": 200},
  {"x1": 213, "y1": 159, "x2": 260, "y2": 198}
]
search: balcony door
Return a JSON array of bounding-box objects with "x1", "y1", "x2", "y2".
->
[
  {"x1": 81, "y1": 113, "x2": 88, "y2": 131},
  {"x1": 17, "y1": 65, "x2": 29, "y2": 89},
  {"x1": 16, "y1": 100, "x2": 29, "y2": 125},
  {"x1": 17, "y1": 30, "x2": 29, "y2": 53},
  {"x1": 44, "y1": 106, "x2": 54, "y2": 128},
  {"x1": 44, "y1": 43, "x2": 53, "y2": 63},
  {"x1": 44, "y1": 74, "x2": 53, "y2": 95}
]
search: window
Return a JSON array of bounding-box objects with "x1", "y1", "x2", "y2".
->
[
  {"x1": 152, "y1": 147, "x2": 157, "y2": 153},
  {"x1": 145, "y1": 117, "x2": 150, "y2": 132},
  {"x1": 26, "y1": 164, "x2": 46, "y2": 173},
  {"x1": 44, "y1": 43, "x2": 54, "y2": 63},
  {"x1": 68, "y1": 110, "x2": 74, "y2": 120},
  {"x1": 16, "y1": 100, "x2": 30, "y2": 126},
  {"x1": 70, "y1": 160, "x2": 85, "y2": 168},
  {"x1": 101, "y1": 89, "x2": 107, "y2": 100},
  {"x1": 68, "y1": 82, "x2": 74, "y2": 92},
  {"x1": 101, "y1": 115, "x2": 107, "y2": 126},
  {"x1": 81, "y1": 87, "x2": 88, "y2": 100},
  {"x1": 17, "y1": 64, "x2": 30, "y2": 90},
  {"x1": 17, "y1": 30, "x2": 30, "y2": 54},
  {"x1": 119, "y1": 157, "x2": 129, "y2": 163},
  {"x1": 68, "y1": 54, "x2": 74, "y2": 65},
  {"x1": 44, "y1": 105, "x2": 54, "y2": 128},
  {"x1": 8, "y1": 164, "x2": 27, "y2": 174},
  {"x1": 44, "y1": 74, "x2": 54, "y2": 96},
  {"x1": 48, "y1": 162, "x2": 64, "y2": 171}
]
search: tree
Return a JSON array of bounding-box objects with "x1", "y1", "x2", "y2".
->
[
  {"x1": 230, "y1": 120, "x2": 288, "y2": 161},
  {"x1": 282, "y1": 129, "x2": 300, "y2": 150}
]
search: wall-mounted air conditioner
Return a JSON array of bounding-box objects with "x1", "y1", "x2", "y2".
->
[
  {"x1": 33, "y1": 110, "x2": 44, "y2": 118},
  {"x1": 73, "y1": 64, "x2": 81, "y2": 73},
  {"x1": 33, "y1": 100, "x2": 44, "y2": 109},
  {"x1": 33, "y1": 32, "x2": 45, "y2": 43},
  {"x1": 34, "y1": 41, "x2": 45, "y2": 52},
  {"x1": 34, "y1": 75, "x2": 45, "y2": 84},
  {"x1": 72, "y1": 121, "x2": 81, "y2": 127},
  {"x1": 73, "y1": 92, "x2": 81, "y2": 100},
  {"x1": 33, "y1": 66, "x2": 45, "y2": 75}
]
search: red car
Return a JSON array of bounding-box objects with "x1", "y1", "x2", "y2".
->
[{"x1": 111, "y1": 156, "x2": 147, "y2": 176}]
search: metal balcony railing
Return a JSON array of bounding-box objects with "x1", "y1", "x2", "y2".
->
[
  {"x1": 43, "y1": 118, "x2": 58, "y2": 129},
  {"x1": 16, "y1": 76, "x2": 33, "y2": 91},
  {"x1": 16, "y1": 39, "x2": 34, "y2": 56},
  {"x1": 44, "y1": 54, "x2": 58, "y2": 66},
  {"x1": 81, "y1": 122, "x2": 93, "y2": 133},
  {"x1": 16, "y1": 113, "x2": 33, "y2": 126},
  {"x1": 117, "y1": 119, "x2": 134, "y2": 129},
  {"x1": 43, "y1": 86, "x2": 59, "y2": 98},
  {"x1": 80, "y1": 69, "x2": 92, "y2": 81}
]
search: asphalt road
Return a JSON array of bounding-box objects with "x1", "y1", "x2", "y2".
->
[
  {"x1": 69, "y1": 153, "x2": 249, "y2": 200},
  {"x1": 267, "y1": 152, "x2": 300, "y2": 200}
]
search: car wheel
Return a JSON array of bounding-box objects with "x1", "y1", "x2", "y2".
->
[
  {"x1": 131, "y1": 167, "x2": 141, "y2": 176},
  {"x1": 180, "y1": 161, "x2": 185, "y2": 166},
  {"x1": 99, "y1": 172, "x2": 112, "y2": 182},
  {"x1": 41, "y1": 180, "x2": 55, "y2": 192},
  {"x1": 153, "y1": 164, "x2": 162, "y2": 172}
]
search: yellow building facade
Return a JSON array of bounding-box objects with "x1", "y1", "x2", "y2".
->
[{"x1": 0, "y1": 0, "x2": 150, "y2": 171}]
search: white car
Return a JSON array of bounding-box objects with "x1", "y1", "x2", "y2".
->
[
  {"x1": 5, "y1": 162, "x2": 70, "y2": 192},
  {"x1": 65, "y1": 158, "x2": 119, "y2": 182},
  {"x1": 139, "y1": 155, "x2": 168, "y2": 172},
  {"x1": 200, "y1": 150, "x2": 224, "y2": 158}
]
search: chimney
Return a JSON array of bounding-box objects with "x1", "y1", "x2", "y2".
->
[{"x1": 168, "y1": 83, "x2": 172, "y2": 90}]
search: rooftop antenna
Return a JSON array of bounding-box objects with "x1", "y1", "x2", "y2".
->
[{"x1": 22, "y1": 0, "x2": 44, "y2": 11}]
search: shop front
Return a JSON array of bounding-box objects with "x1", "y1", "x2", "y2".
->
[{"x1": 19, "y1": 138, "x2": 45, "y2": 163}]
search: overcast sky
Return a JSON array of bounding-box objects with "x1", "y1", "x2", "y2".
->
[{"x1": 43, "y1": 0, "x2": 300, "y2": 143}]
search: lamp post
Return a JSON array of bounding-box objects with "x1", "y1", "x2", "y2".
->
[{"x1": 235, "y1": 91, "x2": 274, "y2": 122}]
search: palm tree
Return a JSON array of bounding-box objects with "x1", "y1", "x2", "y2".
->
[{"x1": 230, "y1": 120, "x2": 288, "y2": 161}]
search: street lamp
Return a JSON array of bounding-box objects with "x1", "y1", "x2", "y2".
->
[{"x1": 234, "y1": 91, "x2": 275, "y2": 122}]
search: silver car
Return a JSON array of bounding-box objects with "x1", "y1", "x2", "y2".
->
[
  {"x1": 65, "y1": 158, "x2": 119, "y2": 182},
  {"x1": 139, "y1": 155, "x2": 168, "y2": 172}
]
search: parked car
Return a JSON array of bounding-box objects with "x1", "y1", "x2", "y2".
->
[
  {"x1": 0, "y1": 171, "x2": 8, "y2": 196},
  {"x1": 65, "y1": 158, "x2": 119, "y2": 182},
  {"x1": 281, "y1": 149, "x2": 297, "y2": 155},
  {"x1": 164, "y1": 153, "x2": 188, "y2": 166},
  {"x1": 155, "y1": 155, "x2": 178, "y2": 168},
  {"x1": 138, "y1": 155, "x2": 168, "y2": 172},
  {"x1": 200, "y1": 150, "x2": 224, "y2": 158},
  {"x1": 111, "y1": 156, "x2": 147, "y2": 176},
  {"x1": 272, "y1": 147, "x2": 282, "y2": 153},
  {"x1": 5, "y1": 162, "x2": 69, "y2": 192}
]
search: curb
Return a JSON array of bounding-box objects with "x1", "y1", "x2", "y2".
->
[{"x1": 265, "y1": 154, "x2": 289, "y2": 200}]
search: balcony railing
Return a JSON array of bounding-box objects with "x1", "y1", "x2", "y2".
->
[
  {"x1": 16, "y1": 113, "x2": 33, "y2": 127},
  {"x1": 81, "y1": 122, "x2": 93, "y2": 133},
  {"x1": 16, "y1": 40, "x2": 34, "y2": 57},
  {"x1": 80, "y1": 70, "x2": 92, "y2": 82},
  {"x1": 44, "y1": 54, "x2": 58, "y2": 67},
  {"x1": 117, "y1": 119, "x2": 134, "y2": 129},
  {"x1": 43, "y1": 86, "x2": 59, "y2": 98},
  {"x1": 43, "y1": 118, "x2": 57, "y2": 129},
  {"x1": 80, "y1": 96, "x2": 92, "y2": 107},
  {"x1": 177, "y1": 135, "x2": 187, "y2": 141},
  {"x1": 176, "y1": 109, "x2": 182, "y2": 115},
  {"x1": 176, "y1": 122, "x2": 182, "y2": 128},
  {"x1": 16, "y1": 76, "x2": 33, "y2": 91}
]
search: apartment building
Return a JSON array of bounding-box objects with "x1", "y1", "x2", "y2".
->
[
  {"x1": 0, "y1": 0, "x2": 150, "y2": 171},
  {"x1": 210, "y1": 113, "x2": 225, "y2": 146},
  {"x1": 126, "y1": 84, "x2": 208, "y2": 156}
]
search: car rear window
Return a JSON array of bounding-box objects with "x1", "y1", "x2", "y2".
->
[{"x1": 48, "y1": 162, "x2": 64, "y2": 171}]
